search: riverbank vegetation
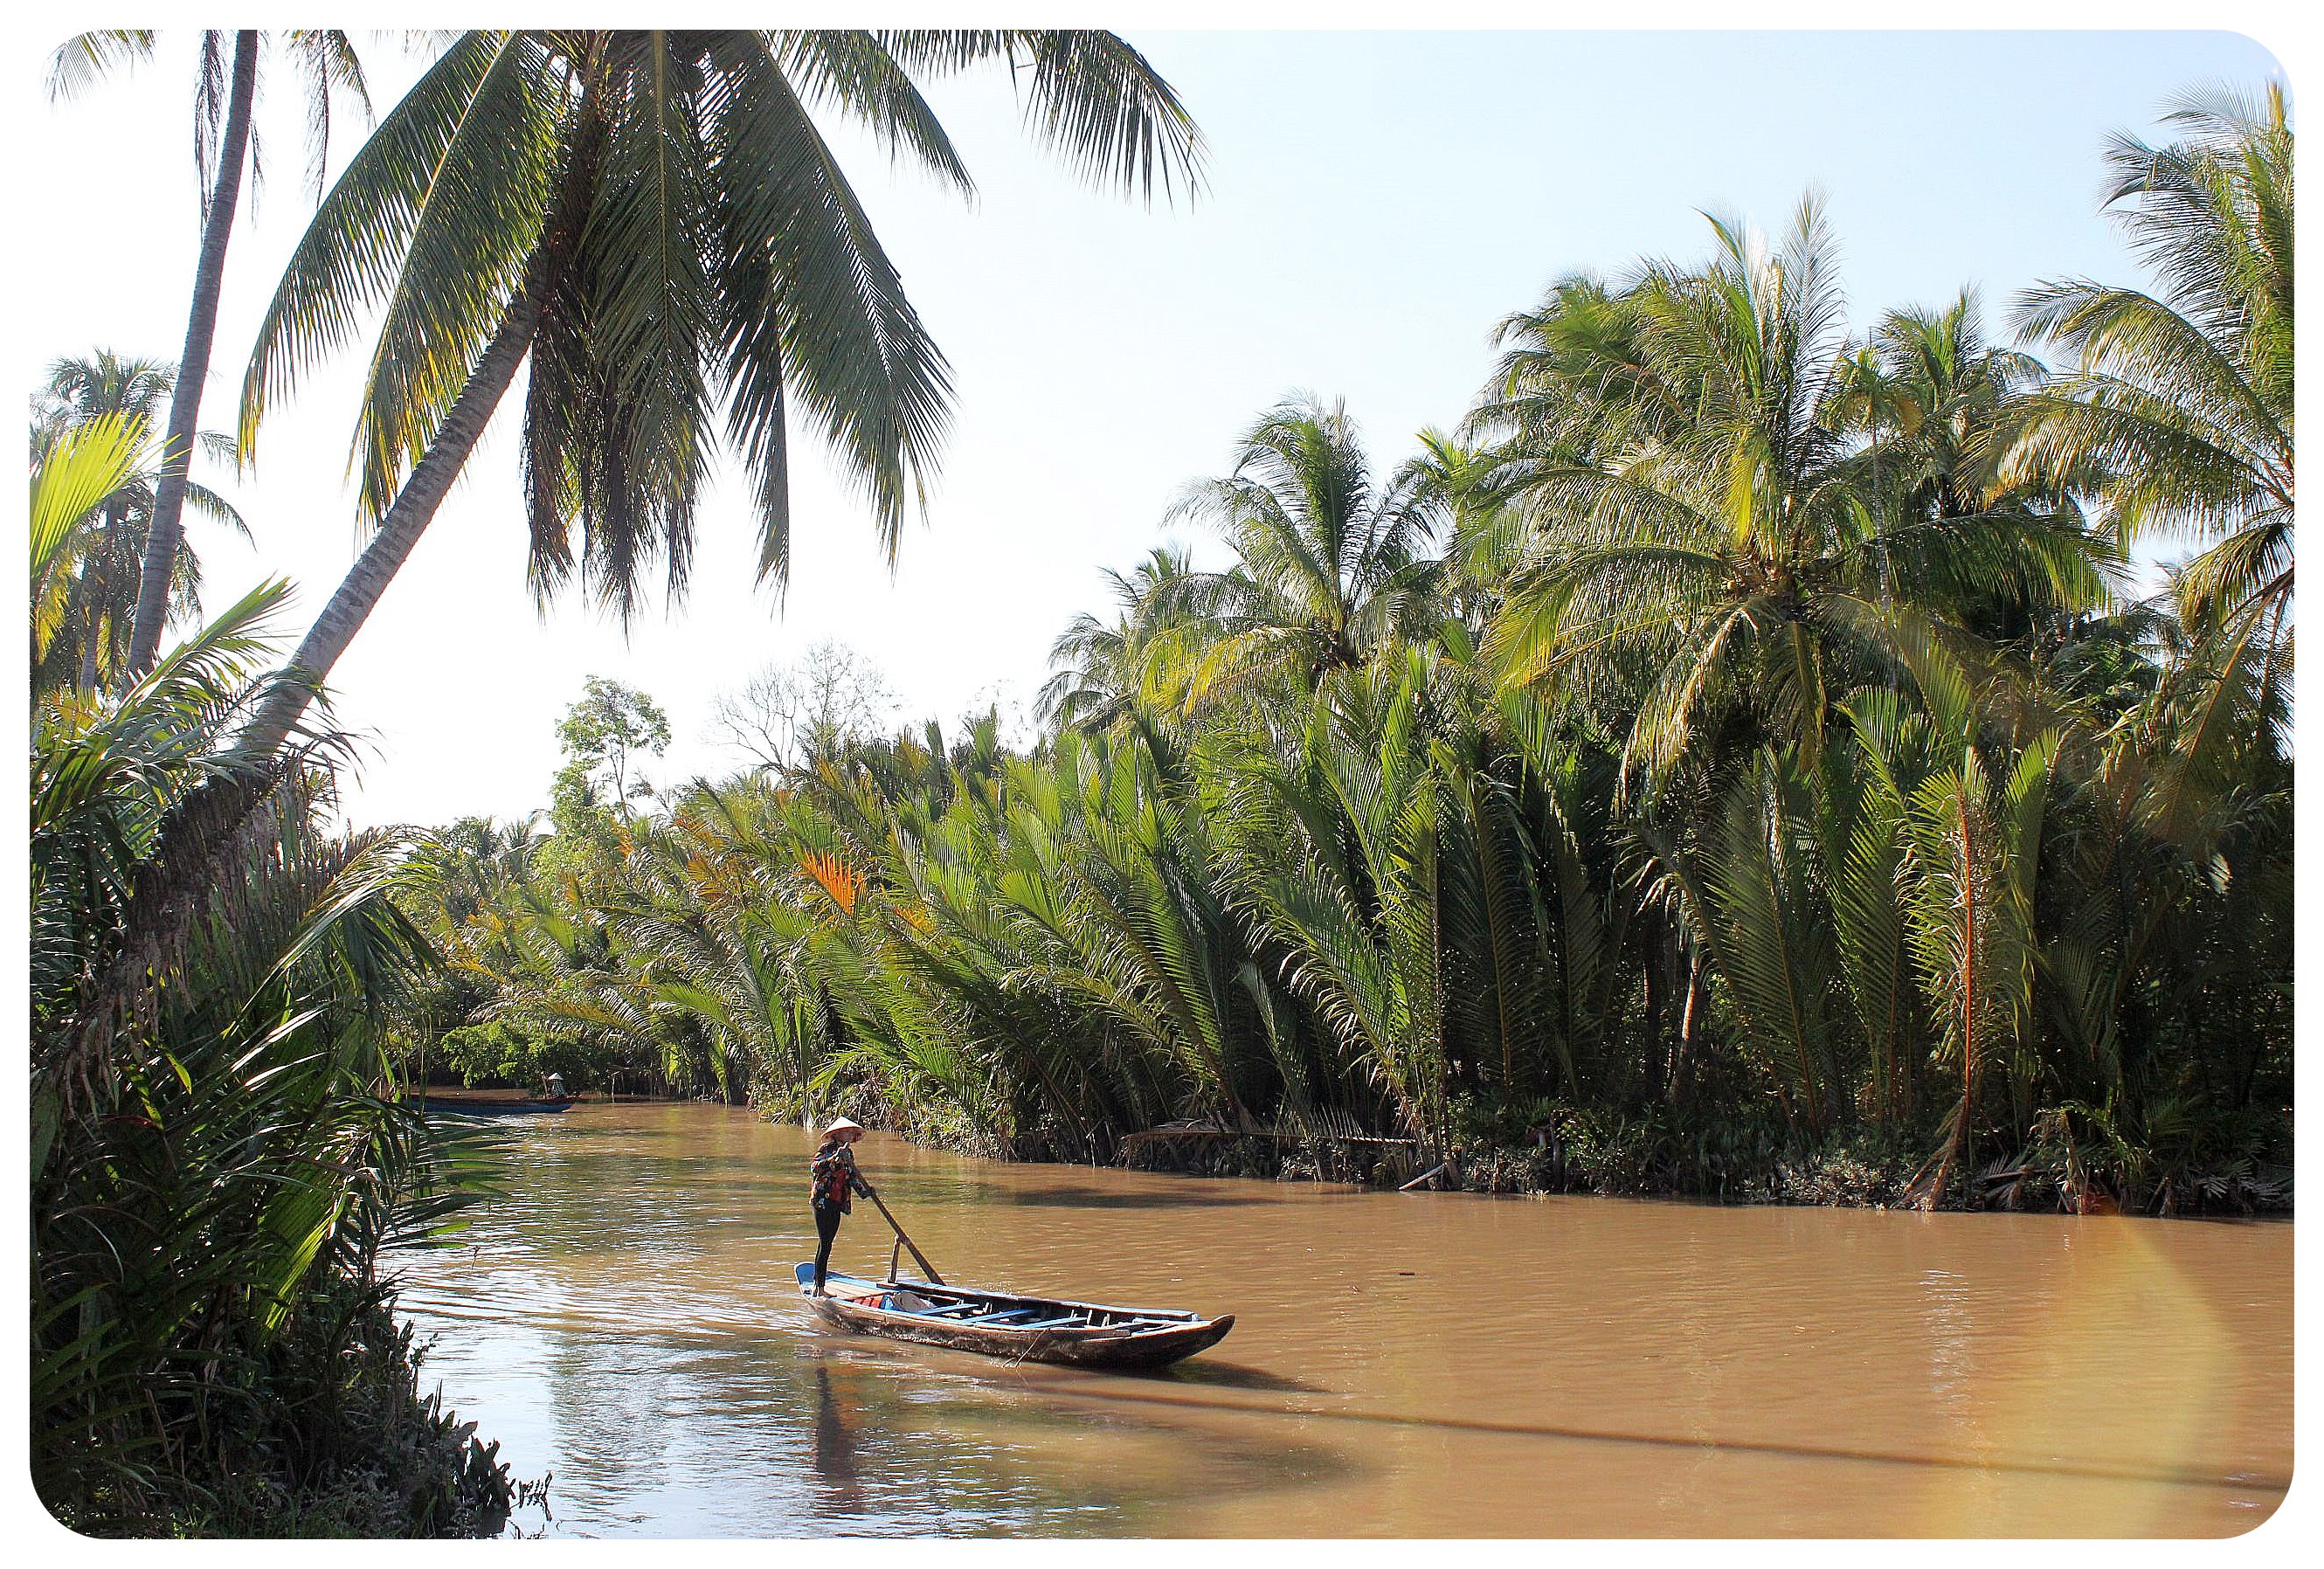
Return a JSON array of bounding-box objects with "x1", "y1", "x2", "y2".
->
[
  {"x1": 31, "y1": 28, "x2": 1204, "y2": 1533},
  {"x1": 30, "y1": 411, "x2": 519, "y2": 1530},
  {"x1": 30, "y1": 35, "x2": 517, "y2": 1531},
  {"x1": 408, "y1": 84, "x2": 2292, "y2": 1217}
]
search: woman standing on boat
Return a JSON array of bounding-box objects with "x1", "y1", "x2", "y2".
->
[{"x1": 809, "y1": 1118, "x2": 873, "y2": 1296}]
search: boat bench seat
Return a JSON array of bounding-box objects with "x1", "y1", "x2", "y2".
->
[{"x1": 1016, "y1": 1316, "x2": 1082, "y2": 1331}]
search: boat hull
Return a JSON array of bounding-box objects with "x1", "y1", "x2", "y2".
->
[{"x1": 797, "y1": 1267, "x2": 1233, "y2": 1371}]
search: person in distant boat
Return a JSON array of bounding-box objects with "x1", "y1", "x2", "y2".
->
[{"x1": 809, "y1": 1117, "x2": 873, "y2": 1296}]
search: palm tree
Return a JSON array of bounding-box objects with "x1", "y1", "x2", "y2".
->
[
  {"x1": 50, "y1": 31, "x2": 373, "y2": 677},
  {"x1": 1479, "y1": 198, "x2": 2105, "y2": 793},
  {"x1": 234, "y1": 30, "x2": 1203, "y2": 756},
  {"x1": 1161, "y1": 395, "x2": 1445, "y2": 710},
  {"x1": 2002, "y1": 85, "x2": 2293, "y2": 818},
  {"x1": 31, "y1": 411, "x2": 153, "y2": 691},
  {"x1": 2003, "y1": 82, "x2": 2292, "y2": 638},
  {"x1": 1881, "y1": 709, "x2": 2058, "y2": 1210},
  {"x1": 1836, "y1": 293, "x2": 2054, "y2": 531},
  {"x1": 1210, "y1": 653, "x2": 1459, "y2": 1144},
  {"x1": 610, "y1": 784, "x2": 833, "y2": 1106},
  {"x1": 990, "y1": 730, "x2": 1264, "y2": 1130},
  {"x1": 32, "y1": 351, "x2": 248, "y2": 696},
  {"x1": 1039, "y1": 544, "x2": 1202, "y2": 731},
  {"x1": 1642, "y1": 749, "x2": 1844, "y2": 1137}
]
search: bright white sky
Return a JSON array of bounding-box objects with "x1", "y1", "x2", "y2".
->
[{"x1": 21, "y1": 28, "x2": 2286, "y2": 829}]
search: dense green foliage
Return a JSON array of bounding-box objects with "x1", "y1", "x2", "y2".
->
[
  {"x1": 30, "y1": 352, "x2": 246, "y2": 698},
  {"x1": 413, "y1": 88, "x2": 2292, "y2": 1214},
  {"x1": 27, "y1": 573, "x2": 512, "y2": 1532}
]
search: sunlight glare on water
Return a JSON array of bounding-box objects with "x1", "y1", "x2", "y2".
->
[{"x1": 394, "y1": 1102, "x2": 2291, "y2": 1538}]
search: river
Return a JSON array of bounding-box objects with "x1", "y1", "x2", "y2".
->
[{"x1": 395, "y1": 1102, "x2": 2290, "y2": 1538}]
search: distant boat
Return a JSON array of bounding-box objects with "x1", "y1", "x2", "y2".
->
[
  {"x1": 796, "y1": 1264, "x2": 1234, "y2": 1371},
  {"x1": 420, "y1": 1093, "x2": 575, "y2": 1116}
]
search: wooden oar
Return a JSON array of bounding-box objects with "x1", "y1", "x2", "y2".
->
[{"x1": 857, "y1": 1178, "x2": 945, "y2": 1285}]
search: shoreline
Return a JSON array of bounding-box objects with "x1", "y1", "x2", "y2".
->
[
  {"x1": 543, "y1": 1097, "x2": 2291, "y2": 1220},
  {"x1": 757, "y1": 1105, "x2": 2295, "y2": 1220}
]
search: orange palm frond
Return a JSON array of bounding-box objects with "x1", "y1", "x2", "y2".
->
[{"x1": 799, "y1": 851, "x2": 861, "y2": 915}]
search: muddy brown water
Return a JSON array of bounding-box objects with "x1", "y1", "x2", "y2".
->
[{"x1": 396, "y1": 1102, "x2": 2289, "y2": 1538}]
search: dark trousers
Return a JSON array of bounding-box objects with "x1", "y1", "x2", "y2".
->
[{"x1": 813, "y1": 1199, "x2": 843, "y2": 1289}]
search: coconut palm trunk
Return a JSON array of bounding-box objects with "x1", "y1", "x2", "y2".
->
[
  {"x1": 236, "y1": 285, "x2": 547, "y2": 757},
  {"x1": 78, "y1": 501, "x2": 122, "y2": 692},
  {"x1": 125, "y1": 29, "x2": 258, "y2": 679},
  {"x1": 77, "y1": 613, "x2": 101, "y2": 693},
  {"x1": 235, "y1": 79, "x2": 613, "y2": 759},
  {"x1": 231, "y1": 29, "x2": 1199, "y2": 758}
]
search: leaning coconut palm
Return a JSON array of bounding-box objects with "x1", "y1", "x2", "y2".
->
[
  {"x1": 2004, "y1": 83, "x2": 2292, "y2": 639},
  {"x1": 1482, "y1": 198, "x2": 2106, "y2": 794},
  {"x1": 1159, "y1": 396, "x2": 1446, "y2": 710},
  {"x1": 236, "y1": 30, "x2": 1202, "y2": 756},
  {"x1": 50, "y1": 31, "x2": 374, "y2": 677}
]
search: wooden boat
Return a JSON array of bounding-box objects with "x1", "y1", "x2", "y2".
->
[
  {"x1": 795, "y1": 1264, "x2": 1234, "y2": 1371},
  {"x1": 420, "y1": 1093, "x2": 575, "y2": 1116}
]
